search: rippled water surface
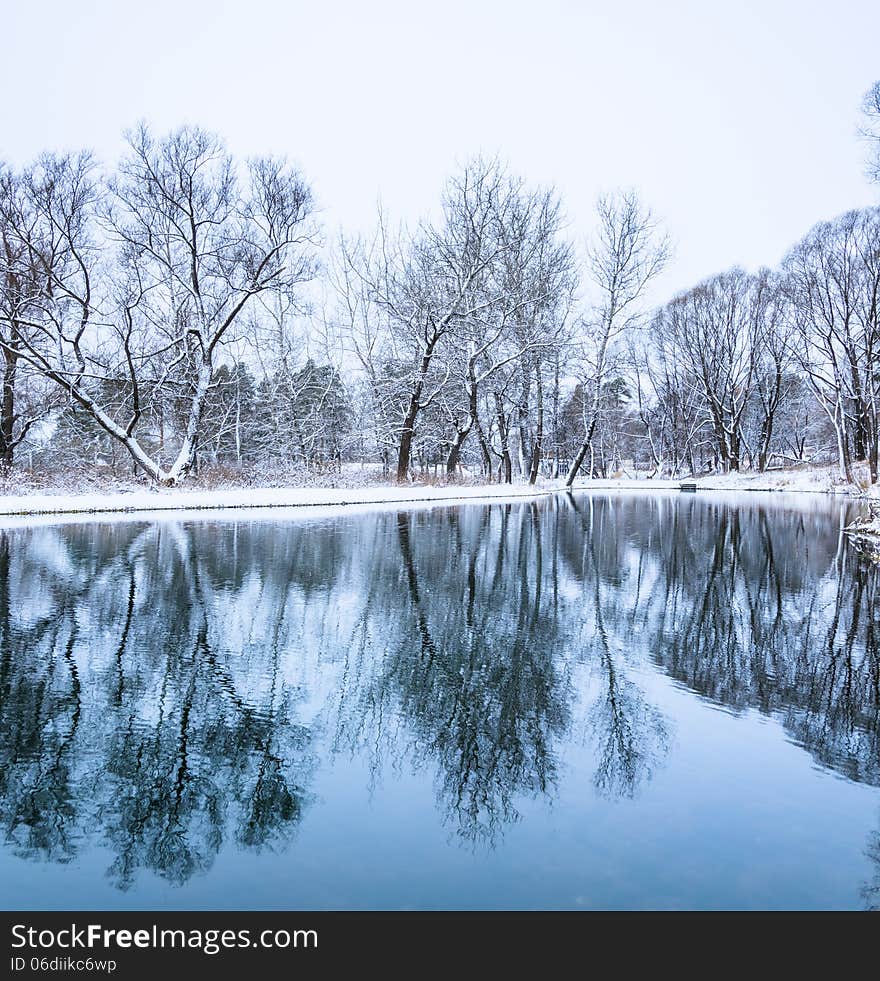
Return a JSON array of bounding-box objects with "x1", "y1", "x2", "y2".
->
[{"x1": 1, "y1": 492, "x2": 879, "y2": 910}]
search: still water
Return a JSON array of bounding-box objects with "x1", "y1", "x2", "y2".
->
[{"x1": 1, "y1": 492, "x2": 879, "y2": 910}]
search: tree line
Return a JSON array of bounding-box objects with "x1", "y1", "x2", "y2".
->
[{"x1": 1, "y1": 82, "x2": 878, "y2": 486}]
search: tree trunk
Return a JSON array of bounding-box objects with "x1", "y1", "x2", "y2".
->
[
  {"x1": 757, "y1": 399, "x2": 777, "y2": 472},
  {"x1": 164, "y1": 360, "x2": 213, "y2": 485},
  {"x1": 446, "y1": 369, "x2": 479, "y2": 476},
  {"x1": 395, "y1": 335, "x2": 440, "y2": 483},
  {"x1": 528, "y1": 365, "x2": 544, "y2": 485},
  {"x1": 834, "y1": 399, "x2": 854, "y2": 483},
  {"x1": 494, "y1": 392, "x2": 512, "y2": 483},
  {"x1": 474, "y1": 415, "x2": 493, "y2": 481},
  {"x1": 0, "y1": 350, "x2": 17, "y2": 467},
  {"x1": 566, "y1": 326, "x2": 610, "y2": 487},
  {"x1": 445, "y1": 432, "x2": 465, "y2": 475},
  {"x1": 396, "y1": 411, "x2": 417, "y2": 483},
  {"x1": 565, "y1": 434, "x2": 591, "y2": 488}
]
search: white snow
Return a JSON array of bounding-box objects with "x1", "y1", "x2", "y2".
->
[
  {"x1": 569, "y1": 464, "x2": 872, "y2": 496},
  {"x1": 0, "y1": 464, "x2": 871, "y2": 528},
  {"x1": 0, "y1": 482, "x2": 556, "y2": 524}
]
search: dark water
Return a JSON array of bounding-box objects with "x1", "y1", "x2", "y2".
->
[{"x1": 1, "y1": 492, "x2": 879, "y2": 910}]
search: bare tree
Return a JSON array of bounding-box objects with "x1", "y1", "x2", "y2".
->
[
  {"x1": 0, "y1": 165, "x2": 56, "y2": 466},
  {"x1": 337, "y1": 159, "x2": 571, "y2": 481},
  {"x1": 784, "y1": 208, "x2": 880, "y2": 483},
  {"x1": 861, "y1": 81, "x2": 880, "y2": 184},
  {"x1": 339, "y1": 199, "x2": 478, "y2": 482},
  {"x1": 627, "y1": 330, "x2": 706, "y2": 476},
  {"x1": 749, "y1": 271, "x2": 797, "y2": 472},
  {"x1": 441, "y1": 182, "x2": 576, "y2": 483},
  {"x1": 0, "y1": 126, "x2": 317, "y2": 485},
  {"x1": 660, "y1": 269, "x2": 760, "y2": 473},
  {"x1": 565, "y1": 190, "x2": 669, "y2": 486}
]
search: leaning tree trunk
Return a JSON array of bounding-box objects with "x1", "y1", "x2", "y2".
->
[
  {"x1": 164, "y1": 361, "x2": 213, "y2": 485},
  {"x1": 565, "y1": 414, "x2": 598, "y2": 488},
  {"x1": 445, "y1": 428, "x2": 467, "y2": 475}
]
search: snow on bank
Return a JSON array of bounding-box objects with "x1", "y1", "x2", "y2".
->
[
  {"x1": 0, "y1": 482, "x2": 557, "y2": 521},
  {"x1": 843, "y1": 497, "x2": 880, "y2": 556},
  {"x1": 0, "y1": 463, "x2": 870, "y2": 525},
  {"x1": 571, "y1": 465, "x2": 870, "y2": 496}
]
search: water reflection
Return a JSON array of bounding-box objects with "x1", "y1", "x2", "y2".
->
[
  {"x1": 0, "y1": 523, "x2": 313, "y2": 890},
  {"x1": 0, "y1": 493, "x2": 878, "y2": 901}
]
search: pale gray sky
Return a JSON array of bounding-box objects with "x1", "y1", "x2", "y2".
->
[{"x1": 2, "y1": 0, "x2": 878, "y2": 295}]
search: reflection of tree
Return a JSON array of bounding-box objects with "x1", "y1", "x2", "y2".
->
[
  {"x1": 0, "y1": 522, "x2": 316, "y2": 889},
  {"x1": 2, "y1": 491, "x2": 880, "y2": 894},
  {"x1": 557, "y1": 494, "x2": 880, "y2": 789},
  {"x1": 394, "y1": 504, "x2": 567, "y2": 843},
  {"x1": 332, "y1": 505, "x2": 571, "y2": 844},
  {"x1": 589, "y1": 654, "x2": 666, "y2": 799},
  {"x1": 565, "y1": 495, "x2": 670, "y2": 798},
  {"x1": 0, "y1": 528, "x2": 90, "y2": 865}
]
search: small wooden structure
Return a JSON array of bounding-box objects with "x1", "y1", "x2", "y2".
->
[{"x1": 679, "y1": 481, "x2": 698, "y2": 492}]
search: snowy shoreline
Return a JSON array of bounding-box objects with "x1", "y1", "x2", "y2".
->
[
  {"x1": 0, "y1": 465, "x2": 871, "y2": 521},
  {"x1": 0, "y1": 483, "x2": 558, "y2": 520}
]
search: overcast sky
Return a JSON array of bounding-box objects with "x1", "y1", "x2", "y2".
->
[{"x1": 2, "y1": 0, "x2": 878, "y2": 296}]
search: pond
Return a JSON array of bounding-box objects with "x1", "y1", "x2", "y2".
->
[{"x1": 0, "y1": 491, "x2": 878, "y2": 910}]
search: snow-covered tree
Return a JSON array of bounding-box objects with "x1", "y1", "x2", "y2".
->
[{"x1": 0, "y1": 127, "x2": 318, "y2": 485}]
